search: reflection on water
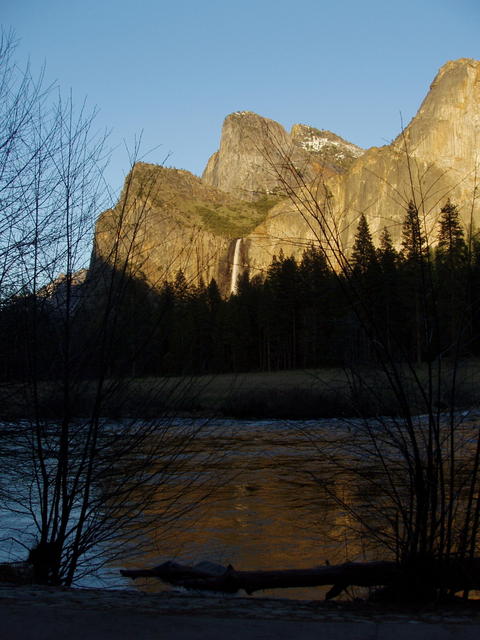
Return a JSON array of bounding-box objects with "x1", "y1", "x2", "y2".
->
[
  {"x1": 121, "y1": 418, "x2": 363, "y2": 600},
  {"x1": 4, "y1": 413, "x2": 479, "y2": 600}
]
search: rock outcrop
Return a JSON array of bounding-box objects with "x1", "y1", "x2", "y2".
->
[
  {"x1": 91, "y1": 58, "x2": 480, "y2": 294},
  {"x1": 290, "y1": 124, "x2": 364, "y2": 173},
  {"x1": 245, "y1": 58, "x2": 480, "y2": 275},
  {"x1": 202, "y1": 112, "x2": 291, "y2": 201},
  {"x1": 91, "y1": 163, "x2": 279, "y2": 292},
  {"x1": 202, "y1": 111, "x2": 362, "y2": 201}
]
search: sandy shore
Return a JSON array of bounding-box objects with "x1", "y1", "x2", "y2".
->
[{"x1": 2, "y1": 583, "x2": 480, "y2": 639}]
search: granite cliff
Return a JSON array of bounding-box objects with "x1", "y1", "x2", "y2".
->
[
  {"x1": 246, "y1": 58, "x2": 480, "y2": 274},
  {"x1": 91, "y1": 58, "x2": 480, "y2": 294},
  {"x1": 202, "y1": 111, "x2": 362, "y2": 200},
  {"x1": 91, "y1": 163, "x2": 276, "y2": 292},
  {"x1": 91, "y1": 114, "x2": 361, "y2": 291}
]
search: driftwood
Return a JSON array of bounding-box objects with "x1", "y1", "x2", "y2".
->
[{"x1": 121, "y1": 558, "x2": 480, "y2": 599}]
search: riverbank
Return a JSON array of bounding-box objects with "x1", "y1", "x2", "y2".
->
[
  {"x1": 3, "y1": 362, "x2": 480, "y2": 420},
  {"x1": 1, "y1": 583, "x2": 480, "y2": 639}
]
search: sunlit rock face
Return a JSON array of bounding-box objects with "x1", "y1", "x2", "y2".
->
[
  {"x1": 202, "y1": 111, "x2": 363, "y2": 201},
  {"x1": 290, "y1": 124, "x2": 363, "y2": 173},
  {"x1": 91, "y1": 120, "x2": 362, "y2": 293},
  {"x1": 246, "y1": 58, "x2": 480, "y2": 276},
  {"x1": 401, "y1": 58, "x2": 480, "y2": 177},
  {"x1": 202, "y1": 111, "x2": 291, "y2": 201},
  {"x1": 91, "y1": 163, "x2": 233, "y2": 291},
  {"x1": 91, "y1": 59, "x2": 480, "y2": 293}
]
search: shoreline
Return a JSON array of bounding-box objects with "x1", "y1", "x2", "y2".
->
[
  {"x1": 2, "y1": 583, "x2": 480, "y2": 639},
  {"x1": 2, "y1": 581, "x2": 480, "y2": 621}
]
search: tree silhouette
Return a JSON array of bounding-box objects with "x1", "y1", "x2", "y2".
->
[
  {"x1": 435, "y1": 200, "x2": 469, "y2": 357},
  {"x1": 401, "y1": 200, "x2": 426, "y2": 263},
  {"x1": 351, "y1": 213, "x2": 377, "y2": 275},
  {"x1": 436, "y1": 199, "x2": 468, "y2": 269}
]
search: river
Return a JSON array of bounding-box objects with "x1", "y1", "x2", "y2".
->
[
  {"x1": 114, "y1": 416, "x2": 378, "y2": 600},
  {"x1": 2, "y1": 412, "x2": 479, "y2": 600}
]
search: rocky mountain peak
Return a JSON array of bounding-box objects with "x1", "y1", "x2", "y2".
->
[
  {"x1": 202, "y1": 111, "x2": 290, "y2": 201},
  {"x1": 290, "y1": 124, "x2": 363, "y2": 172},
  {"x1": 251, "y1": 57, "x2": 480, "y2": 273},
  {"x1": 92, "y1": 58, "x2": 480, "y2": 295},
  {"x1": 394, "y1": 58, "x2": 480, "y2": 175},
  {"x1": 202, "y1": 111, "x2": 364, "y2": 200}
]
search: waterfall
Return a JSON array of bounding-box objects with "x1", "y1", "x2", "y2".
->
[{"x1": 230, "y1": 238, "x2": 242, "y2": 294}]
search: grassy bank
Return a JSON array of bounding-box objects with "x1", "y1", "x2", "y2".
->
[
  {"x1": 131, "y1": 361, "x2": 480, "y2": 419},
  {"x1": 2, "y1": 361, "x2": 479, "y2": 421}
]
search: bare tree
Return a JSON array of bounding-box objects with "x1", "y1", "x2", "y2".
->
[{"x1": 0, "y1": 30, "x2": 215, "y2": 587}]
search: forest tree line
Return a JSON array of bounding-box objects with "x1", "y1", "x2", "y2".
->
[{"x1": 1, "y1": 199, "x2": 479, "y2": 382}]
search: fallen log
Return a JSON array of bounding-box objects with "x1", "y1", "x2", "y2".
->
[
  {"x1": 120, "y1": 561, "x2": 225, "y2": 584},
  {"x1": 121, "y1": 560, "x2": 399, "y2": 597},
  {"x1": 121, "y1": 558, "x2": 480, "y2": 600}
]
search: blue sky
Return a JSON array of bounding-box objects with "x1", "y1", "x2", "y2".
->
[{"x1": 3, "y1": 0, "x2": 479, "y2": 195}]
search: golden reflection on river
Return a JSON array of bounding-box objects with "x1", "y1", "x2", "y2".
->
[{"x1": 121, "y1": 419, "x2": 364, "y2": 600}]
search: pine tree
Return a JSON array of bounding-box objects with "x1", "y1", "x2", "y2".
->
[
  {"x1": 173, "y1": 269, "x2": 190, "y2": 299},
  {"x1": 436, "y1": 199, "x2": 467, "y2": 268},
  {"x1": 470, "y1": 234, "x2": 480, "y2": 354},
  {"x1": 435, "y1": 200, "x2": 469, "y2": 356},
  {"x1": 298, "y1": 245, "x2": 336, "y2": 367},
  {"x1": 377, "y1": 227, "x2": 398, "y2": 269},
  {"x1": 401, "y1": 201, "x2": 426, "y2": 262},
  {"x1": 374, "y1": 227, "x2": 403, "y2": 358},
  {"x1": 351, "y1": 214, "x2": 377, "y2": 274},
  {"x1": 263, "y1": 253, "x2": 300, "y2": 369},
  {"x1": 399, "y1": 202, "x2": 430, "y2": 362},
  {"x1": 206, "y1": 278, "x2": 222, "y2": 310},
  {"x1": 348, "y1": 215, "x2": 379, "y2": 361}
]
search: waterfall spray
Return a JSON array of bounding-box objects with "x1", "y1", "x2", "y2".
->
[{"x1": 230, "y1": 238, "x2": 242, "y2": 294}]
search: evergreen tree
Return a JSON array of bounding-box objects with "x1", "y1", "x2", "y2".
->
[
  {"x1": 206, "y1": 278, "x2": 222, "y2": 310},
  {"x1": 436, "y1": 199, "x2": 467, "y2": 268},
  {"x1": 377, "y1": 227, "x2": 398, "y2": 270},
  {"x1": 349, "y1": 214, "x2": 380, "y2": 361},
  {"x1": 173, "y1": 269, "x2": 190, "y2": 299},
  {"x1": 298, "y1": 246, "x2": 338, "y2": 367},
  {"x1": 351, "y1": 214, "x2": 377, "y2": 274},
  {"x1": 374, "y1": 227, "x2": 403, "y2": 358},
  {"x1": 470, "y1": 234, "x2": 480, "y2": 354},
  {"x1": 263, "y1": 253, "x2": 300, "y2": 370},
  {"x1": 401, "y1": 201, "x2": 426, "y2": 263},
  {"x1": 435, "y1": 200, "x2": 469, "y2": 356},
  {"x1": 151, "y1": 281, "x2": 176, "y2": 374},
  {"x1": 204, "y1": 278, "x2": 224, "y2": 371},
  {"x1": 399, "y1": 202, "x2": 433, "y2": 362}
]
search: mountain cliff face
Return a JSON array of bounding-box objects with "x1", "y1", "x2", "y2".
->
[
  {"x1": 290, "y1": 124, "x2": 364, "y2": 172},
  {"x1": 245, "y1": 58, "x2": 480, "y2": 275},
  {"x1": 91, "y1": 58, "x2": 480, "y2": 294},
  {"x1": 202, "y1": 111, "x2": 362, "y2": 200},
  {"x1": 399, "y1": 58, "x2": 479, "y2": 176},
  {"x1": 92, "y1": 116, "x2": 362, "y2": 292},
  {"x1": 91, "y1": 163, "x2": 280, "y2": 291}
]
